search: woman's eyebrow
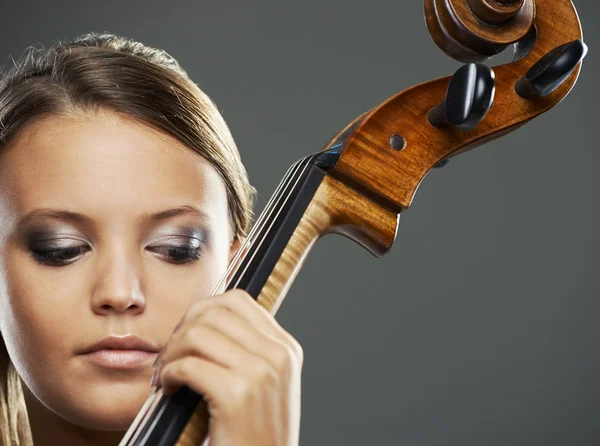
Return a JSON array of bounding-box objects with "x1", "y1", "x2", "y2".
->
[
  {"x1": 14, "y1": 204, "x2": 209, "y2": 230},
  {"x1": 140, "y1": 205, "x2": 209, "y2": 223}
]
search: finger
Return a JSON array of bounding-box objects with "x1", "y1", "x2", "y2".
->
[
  {"x1": 190, "y1": 304, "x2": 297, "y2": 375},
  {"x1": 182, "y1": 289, "x2": 303, "y2": 361},
  {"x1": 156, "y1": 356, "x2": 249, "y2": 418},
  {"x1": 157, "y1": 356, "x2": 282, "y2": 426},
  {"x1": 156, "y1": 318, "x2": 275, "y2": 378}
]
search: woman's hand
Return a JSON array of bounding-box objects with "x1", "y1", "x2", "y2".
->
[{"x1": 151, "y1": 289, "x2": 303, "y2": 446}]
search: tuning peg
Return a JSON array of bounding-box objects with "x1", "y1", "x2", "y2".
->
[
  {"x1": 515, "y1": 39, "x2": 588, "y2": 98},
  {"x1": 428, "y1": 63, "x2": 496, "y2": 131}
]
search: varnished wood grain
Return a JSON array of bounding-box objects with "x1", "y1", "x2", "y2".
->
[
  {"x1": 466, "y1": 0, "x2": 528, "y2": 25},
  {"x1": 425, "y1": 0, "x2": 535, "y2": 60},
  {"x1": 333, "y1": 0, "x2": 583, "y2": 212},
  {"x1": 257, "y1": 174, "x2": 398, "y2": 314}
]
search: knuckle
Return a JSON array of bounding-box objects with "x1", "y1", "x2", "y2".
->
[
  {"x1": 185, "y1": 297, "x2": 214, "y2": 321},
  {"x1": 182, "y1": 324, "x2": 205, "y2": 345},
  {"x1": 230, "y1": 288, "x2": 253, "y2": 303},
  {"x1": 197, "y1": 305, "x2": 223, "y2": 324},
  {"x1": 162, "y1": 357, "x2": 186, "y2": 382},
  {"x1": 184, "y1": 300, "x2": 205, "y2": 321},
  {"x1": 251, "y1": 359, "x2": 279, "y2": 387},
  {"x1": 227, "y1": 377, "x2": 253, "y2": 411},
  {"x1": 290, "y1": 338, "x2": 304, "y2": 364},
  {"x1": 272, "y1": 343, "x2": 295, "y2": 373},
  {"x1": 186, "y1": 339, "x2": 206, "y2": 360},
  {"x1": 277, "y1": 331, "x2": 304, "y2": 364}
]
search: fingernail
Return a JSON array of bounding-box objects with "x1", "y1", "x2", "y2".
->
[
  {"x1": 153, "y1": 353, "x2": 161, "y2": 368},
  {"x1": 150, "y1": 369, "x2": 159, "y2": 387}
]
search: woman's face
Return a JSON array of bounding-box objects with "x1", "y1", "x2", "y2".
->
[{"x1": 0, "y1": 110, "x2": 240, "y2": 430}]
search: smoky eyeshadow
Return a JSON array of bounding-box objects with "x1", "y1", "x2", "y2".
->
[
  {"x1": 23, "y1": 225, "x2": 209, "y2": 249},
  {"x1": 24, "y1": 228, "x2": 85, "y2": 246},
  {"x1": 156, "y1": 226, "x2": 208, "y2": 247},
  {"x1": 178, "y1": 226, "x2": 206, "y2": 241}
]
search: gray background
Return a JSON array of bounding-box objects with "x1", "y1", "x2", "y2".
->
[{"x1": 0, "y1": 0, "x2": 598, "y2": 444}]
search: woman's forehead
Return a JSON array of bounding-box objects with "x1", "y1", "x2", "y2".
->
[{"x1": 0, "y1": 112, "x2": 228, "y2": 228}]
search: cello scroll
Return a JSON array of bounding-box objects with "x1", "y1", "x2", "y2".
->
[{"x1": 328, "y1": 0, "x2": 587, "y2": 212}]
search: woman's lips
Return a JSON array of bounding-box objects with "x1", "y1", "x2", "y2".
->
[{"x1": 81, "y1": 349, "x2": 159, "y2": 369}]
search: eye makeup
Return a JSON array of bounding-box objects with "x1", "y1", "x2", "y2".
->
[
  {"x1": 23, "y1": 224, "x2": 210, "y2": 267},
  {"x1": 150, "y1": 226, "x2": 207, "y2": 245},
  {"x1": 146, "y1": 226, "x2": 208, "y2": 265},
  {"x1": 25, "y1": 228, "x2": 91, "y2": 266}
]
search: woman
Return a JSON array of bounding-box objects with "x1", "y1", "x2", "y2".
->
[{"x1": 0, "y1": 31, "x2": 303, "y2": 445}]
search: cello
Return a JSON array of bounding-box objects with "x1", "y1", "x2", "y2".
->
[{"x1": 118, "y1": 0, "x2": 588, "y2": 444}]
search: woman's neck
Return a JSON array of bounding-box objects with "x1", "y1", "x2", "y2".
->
[{"x1": 22, "y1": 383, "x2": 126, "y2": 446}]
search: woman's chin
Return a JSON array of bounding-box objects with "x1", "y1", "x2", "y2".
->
[{"x1": 64, "y1": 382, "x2": 154, "y2": 430}]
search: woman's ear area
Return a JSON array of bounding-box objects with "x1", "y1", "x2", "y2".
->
[
  {"x1": 229, "y1": 236, "x2": 245, "y2": 263},
  {"x1": 225, "y1": 236, "x2": 246, "y2": 284}
]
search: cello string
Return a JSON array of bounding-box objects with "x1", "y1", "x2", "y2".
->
[
  {"x1": 226, "y1": 155, "x2": 312, "y2": 293},
  {"x1": 136, "y1": 393, "x2": 172, "y2": 445},
  {"x1": 212, "y1": 159, "x2": 304, "y2": 296},
  {"x1": 121, "y1": 156, "x2": 309, "y2": 444},
  {"x1": 123, "y1": 388, "x2": 163, "y2": 445},
  {"x1": 230, "y1": 154, "x2": 315, "y2": 295},
  {"x1": 119, "y1": 388, "x2": 160, "y2": 445},
  {"x1": 213, "y1": 156, "x2": 308, "y2": 294}
]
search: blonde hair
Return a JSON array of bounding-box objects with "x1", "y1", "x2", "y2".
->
[{"x1": 0, "y1": 31, "x2": 256, "y2": 445}]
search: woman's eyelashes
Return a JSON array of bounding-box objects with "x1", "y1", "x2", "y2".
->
[
  {"x1": 28, "y1": 244, "x2": 90, "y2": 265},
  {"x1": 146, "y1": 244, "x2": 203, "y2": 265},
  {"x1": 26, "y1": 232, "x2": 206, "y2": 266},
  {"x1": 148, "y1": 230, "x2": 206, "y2": 265}
]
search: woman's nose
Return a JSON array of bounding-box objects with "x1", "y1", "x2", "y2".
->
[{"x1": 89, "y1": 244, "x2": 146, "y2": 315}]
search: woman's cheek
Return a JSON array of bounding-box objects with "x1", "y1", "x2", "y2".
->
[
  {"x1": 2, "y1": 282, "x2": 74, "y2": 397},
  {"x1": 0, "y1": 236, "x2": 233, "y2": 430}
]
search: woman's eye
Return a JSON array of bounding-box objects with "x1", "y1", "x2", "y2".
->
[
  {"x1": 28, "y1": 243, "x2": 202, "y2": 266},
  {"x1": 29, "y1": 246, "x2": 89, "y2": 266},
  {"x1": 147, "y1": 245, "x2": 202, "y2": 265}
]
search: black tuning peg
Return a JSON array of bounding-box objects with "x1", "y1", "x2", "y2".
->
[
  {"x1": 515, "y1": 39, "x2": 588, "y2": 98},
  {"x1": 428, "y1": 63, "x2": 495, "y2": 132}
]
